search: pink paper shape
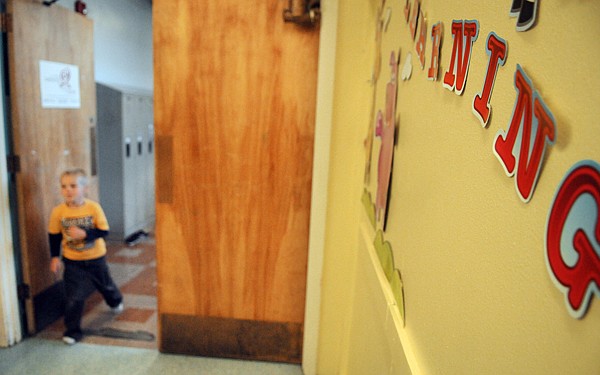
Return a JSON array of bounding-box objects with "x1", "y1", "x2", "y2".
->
[{"x1": 375, "y1": 52, "x2": 398, "y2": 225}]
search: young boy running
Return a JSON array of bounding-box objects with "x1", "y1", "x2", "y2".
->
[{"x1": 48, "y1": 168, "x2": 123, "y2": 345}]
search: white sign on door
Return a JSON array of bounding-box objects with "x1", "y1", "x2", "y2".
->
[{"x1": 39, "y1": 60, "x2": 81, "y2": 109}]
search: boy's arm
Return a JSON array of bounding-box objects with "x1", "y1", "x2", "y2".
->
[
  {"x1": 65, "y1": 227, "x2": 108, "y2": 241},
  {"x1": 48, "y1": 233, "x2": 62, "y2": 258},
  {"x1": 85, "y1": 228, "x2": 109, "y2": 242},
  {"x1": 88, "y1": 202, "x2": 109, "y2": 241},
  {"x1": 48, "y1": 232, "x2": 62, "y2": 274}
]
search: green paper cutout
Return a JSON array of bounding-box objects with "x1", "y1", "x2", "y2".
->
[
  {"x1": 390, "y1": 268, "x2": 405, "y2": 325},
  {"x1": 362, "y1": 189, "x2": 376, "y2": 228},
  {"x1": 374, "y1": 230, "x2": 394, "y2": 281}
]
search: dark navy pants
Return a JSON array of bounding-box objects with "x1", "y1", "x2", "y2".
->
[{"x1": 62, "y1": 257, "x2": 122, "y2": 339}]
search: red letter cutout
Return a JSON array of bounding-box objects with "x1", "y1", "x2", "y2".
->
[
  {"x1": 493, "y1": 65, "x2": 556, "y2": 202},
  {"x1": 404, "y1": 0, "x2": 411, "y2": 22},
  {"x1": 415, "y1": 12, "x2": 427, "y2": 69},
  {"x1": 443, "y1": 20, "x2": 479, "y2": 95},
  {"x1": 546, "y1": 161, "x2": 600, "y2": 318},
  {"x1": 409, "y1": 0, "x2": 420, "y2": 40},
  {"x1": 427, "y1": 22, "x2": 443, "y2": 81},
  {"x1": 472, "y1": 32, "x2": 507, "y2": 127}
]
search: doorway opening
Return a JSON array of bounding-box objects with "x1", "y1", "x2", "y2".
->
[{"x1": 37, "y1": 235, "x2": 157, "y2": 350}]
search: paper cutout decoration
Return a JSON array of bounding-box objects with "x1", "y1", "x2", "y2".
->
[
  {"x1": 390, "y1": 269, "x2": 405, "y2": 325},
  {"x1": 472, "y1": 32, "x2": 508, "y2": 128},
  {"x1": 372, "y1": 4, "x2": 386, "y2": 83},
  {"x1": 427, "y1": 22, "x2": 443, "y2": 81},
  {"x1": 383, "y1": 7, "x2": 392, "y2": 31},
  {"x1": 403, "y1": 0, "x2": 410, "y2": 22},
  {"x1": 364, "y1": 4, "x2": 388, "y2": 185},
  {"x1": 493, "y1": 64, "x2": 556, "y2": 203},
  {"x1": 374, "y1": 230, "x2": 406, "y2": 325},
  {"x1": 401, "y1": 52, "x2": 413, "y2": 81},
  {"x1": 510, "y1": 0, "x2": 538, "y2": 32},
  {"x1": 545, "y1": 160, "x2": 600, "y2": 319},
  {"x1": 415, "y1": 11, "x2": 427, "y2": 69},
  {"x1": 364, "y1": 121, "x2": 375, "y2": 184},
  {"x1": 374, "y1": 230, "x2": 394, "y2": 281},
  {"x1": 409, "y1": 0, "x2": 420, "y2": 40},
  {"x1": 362, "y1": 189, "x2": 377, "y2": 228},
  {"x1": 375, "y1": 51, "x2": 399, "y2": 228},
  {"x1": 443, "y1": 20, "x2": 479, "y2": 95}
]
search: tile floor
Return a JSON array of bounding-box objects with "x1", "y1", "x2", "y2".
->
[
  {"x1": 0, "y1": 337, "x2": 304, "y2": 375},
  {"x1": 39, "y1": 234, "x2": 158, "y2": 349},
  {"x1": 14, "y1": 234, "x2": 303, "y2": 374}
]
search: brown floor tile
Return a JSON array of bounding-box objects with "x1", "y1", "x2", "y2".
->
[
  {"x1": 106, "y1": 242, "x2": 156, "y2": 265},
  {"x1": 120, "y1": 266, "x2": 157, "y2": 296},
  {"x1": 115, "y1": 307, "x2": 155, "y2": 323}
]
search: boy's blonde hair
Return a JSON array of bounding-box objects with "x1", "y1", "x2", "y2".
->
[{"x1": 61, "y1": 168, "x2": 89, "y2": 186}]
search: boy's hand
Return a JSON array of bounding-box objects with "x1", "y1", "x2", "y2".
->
[
  {"x1": 66, "y1": 226, "x2": 86, "y2": 240},
  {"x1": 50, "y1": 257, "x2": 62, "y2": 275}
]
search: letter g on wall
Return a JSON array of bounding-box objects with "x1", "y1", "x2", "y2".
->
[{"x1": 546, "y1": 160, "x2": 600, "y2": 319}]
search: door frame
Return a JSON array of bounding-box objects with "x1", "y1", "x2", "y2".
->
[
  {"x1": 0, "y1": 98, "x2": 21, "y2": 349},
  {"x1": 301, "y1": 1, "x2": 338, "y2": 374},
  {"x1": 0, "y1": 13, "x2": 22, "y2": 345}
]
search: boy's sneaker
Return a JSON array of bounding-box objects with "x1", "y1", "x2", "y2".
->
[
  {"x1": 111, "y1": 302, "x2": 124, "y2": 314},
  {"x1": 62, "y1": 336, "x2": 77, "y2": 345}
]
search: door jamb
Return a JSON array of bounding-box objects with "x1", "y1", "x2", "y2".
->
[
  {"x1": 302, "y1": 1, "x2": 338, "y2": 374},
  {"x1": 0, "y1": 6, "x2": 22, "y2": 344}
]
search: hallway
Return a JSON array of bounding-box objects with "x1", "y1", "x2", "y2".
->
[{"x1": 1, "y1": 234, "x2": 303, "y2": 374}]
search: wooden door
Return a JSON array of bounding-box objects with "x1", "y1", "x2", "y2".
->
[
  {"x1": 7, "y1": 0, "x2": 96, "y2": 333},
  {"x1": 154, "y1": 1, "x2": 319, "y2": 363}
]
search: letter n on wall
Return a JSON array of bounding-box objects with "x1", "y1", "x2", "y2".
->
[
  {"x1": 493, "y1": 64, "x2": 557, "y2": 203},
  {"x1": 443, "y1": 20, "x2": 479, "y2": 95}
]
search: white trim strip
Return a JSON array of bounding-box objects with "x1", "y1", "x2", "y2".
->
[{"x1": 302, "y1": 1, "x2": 339, "y2": 374}]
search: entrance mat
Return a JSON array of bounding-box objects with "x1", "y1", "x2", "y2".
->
[{"x1": 84, "y1": 327, "x2": 155, "y2": 341}]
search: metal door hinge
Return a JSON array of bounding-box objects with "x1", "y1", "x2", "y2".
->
[
  {"x1": 6, "y1": 154, "x2": 20, "y2": 173},
  {"x1": 17, "y1": 284, "x2": 30, "y2": 300},
  {"x1": 0, "y1": 13, "x2": 12, "y2": 33},
  {"x1": 283, "y1": 0, "x2": 320, "y2": 27}
]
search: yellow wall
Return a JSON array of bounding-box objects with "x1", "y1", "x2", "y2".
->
[{"x1": 318, "y1": 0, "x2": 600, "y2": 374}]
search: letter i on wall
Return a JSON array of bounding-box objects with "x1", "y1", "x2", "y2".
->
[
  {"x1": 472, "y1": 32, "x2": 508, "y2": 127},
  {"x1": 415, "y1": 11, "x2": 427, "y2": 69}
]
